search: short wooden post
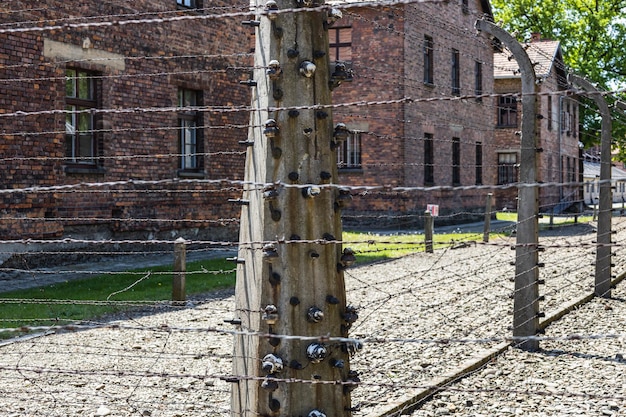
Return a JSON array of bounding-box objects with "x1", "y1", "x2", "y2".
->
[
  {"x1": 483, "y1": 193, "x2": 493, "y2": 242},
  {"x1": 172, "y1": 237, "x2": 186, "y2": 304},
  {"x1": 549, "y1": 212, "x2": 554, "y2": 230},
  {"x1": 424, "y1": 211, "x2": 434, "y2": 253}
]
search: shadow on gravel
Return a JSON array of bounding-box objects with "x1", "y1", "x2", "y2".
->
[{"x1": 540, "y1": 348, "x2": 626, "y2": 365}]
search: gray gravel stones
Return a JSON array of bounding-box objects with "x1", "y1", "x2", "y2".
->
[
  {"x1": 411, "y1": 284, "x2": 626, "y2": 416},
  {"x1": 0, "y1": 220, "x2": 625, "y2": 416}
]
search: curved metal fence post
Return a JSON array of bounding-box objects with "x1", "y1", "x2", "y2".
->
[
  {"x1": 476, "y1": 19, "x2": 540, "y2": 351},
  {"x1": 570, "y1": 74, "x2": 612, "y2": 298}
]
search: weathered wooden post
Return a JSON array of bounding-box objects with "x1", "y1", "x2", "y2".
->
[
  {"x1": 570, "y1": 75, "x2": 612, "y2": 297},
  {"x1": 549, "y1": 211, "x2": 554, "y2": 230},
  {"x1": 476, "y1": 20, "x2": 540, "y2": 351},
  {"x1": 483, "y1": 193, "x2": 493, "y2": 242},
  {"x1": 424, "y1": 210, "x2": 434, "y2": 253},
  {"x1": 172, "y1": 237, "x2": 186, "y2": 304},
  {"x1": 231, "y1": 2, "x2": 356, "y2": 416}
]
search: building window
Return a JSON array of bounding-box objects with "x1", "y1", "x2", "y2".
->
[
  {"x1": 451, "y1": 49, "x2": 460, "y2": 96},
  {"x1": 462, "y1": 0, "x2": 469, "y2": 13},
  {"x1": 424, "y1": 133, "x2": 434, "y2": 185},
  {"x1": 178, "y1": 88, "x2": 203, "y2": 172},
  {"x1": 562, "y1": 101, "x2": 570, "y2": 135},
  {"x1": 65, "y1": 68, "x2": 98, "y2": 166},
  {"x1": 452, "y1": 137, "x2": 461, "y2": 185},
  {"x1": 423, "y1": 35, "x2": 434, "y2": 85},
  {"x1": 177, "y1": 0, "x2": 200, "y2": 8},
  {"x1": 337, "y1": 130, "x2": 361, "y2": 169},
  {"x1": 562, "y1": 100, "x2": 575, "y2": 137},
  {"x1": 329, "y1": 26, "x2": 352, "y2": 62},
  {"x1": 565, "y1": 156, "x2": 576, "y2": 182},
  {"x1": 497, "y1": 95, "x2": 518, "y2": 127},
  {"x1": 547, "y1": 95, "x2": 553, "y2": 131},
  {"x1": 474, "y1": 61, "x2": 483, "y2": 102},
  {"x1": 498, "y1": 152, "x2": 519, "y2": 185},
  {"x1": 475, "y1": 141, "x2": 483, "y2": 185}
]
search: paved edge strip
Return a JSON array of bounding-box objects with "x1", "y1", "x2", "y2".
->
[{"x1": 368, "y1": 271, "x2": 626, "y2": 417}]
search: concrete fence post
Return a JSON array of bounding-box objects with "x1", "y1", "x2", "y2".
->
[
  {"x1": 476, "y1": 19, "x2": 540, "y2": 351},
  {"x1": 570, "y1": 74, "x2": 612, "y2": 298}
]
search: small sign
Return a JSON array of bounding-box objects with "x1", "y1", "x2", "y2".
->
[{"x1": 426, "y1": 204, "x2": 439, "y2": 217}]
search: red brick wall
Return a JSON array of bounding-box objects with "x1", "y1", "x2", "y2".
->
[
  {"x1": 493, "y1": 72, "x2": 580, "y2": 212},
  {"x1": 0, "y1": 1, "x2": 251, "y2": 240},
  {"x1": 332, "y1": 1, "x2": 495, "y2": 227}
]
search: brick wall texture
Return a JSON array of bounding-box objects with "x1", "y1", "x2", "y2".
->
[
  {"x1": 332, "y1": 1, "x2": 497, "y2": 227},
  {"x1": 0, "y1": 0, "x2": 582, "y2": 239},
  {"x1": 0, "y1": 1, "x2": 252, "y2": 240}
]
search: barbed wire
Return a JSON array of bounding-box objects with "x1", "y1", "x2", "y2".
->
[
  {"x1": 0, "y1": 177, "x2": 617, "y2": 195},
  {"x1": 2, "y1": 2, "x2": 626, "y2": 415}
]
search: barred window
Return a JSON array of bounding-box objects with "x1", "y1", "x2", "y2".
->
[
  {"x1": 423, "y1": 35, "x2": 434, "y2": 85},
  {"x1": 337, "y1": 131, "x2": 362, "y2": 169},
  {"x1": 451, "y1": 49, "x2": 460, "y2": 96},
  {"x1": 475, "y1": 142, "x2": 483, "y2": 185},
  {"x1": 498, "y1": 152, "x2": 519, "y2": 185},
  {"x1": 424, "y1": 133, "x2": 434, "y2": 185},
  {"x1": 178, "y1": 88, "x2": 203, "y2": 172},
  {"x1": 474, "y1": 61, "x2": 483, "y2": 101},
  {"x1": 498, "y1": 96, "x2": 518, "y2": 127},
  {"x1": 452, "y1": 137, "x2": 461, "y2": 185},
  {"x1": 65, "y1": 68, "x2": 98, "y2": 166}
]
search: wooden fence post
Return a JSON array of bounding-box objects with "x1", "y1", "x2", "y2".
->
[
  {"x1": 424, "y1": 211, "x2": 434, "y2": 253},
  {"x1": 231, "y1": 2, "x2": 355, "y2": 416},
  {"x1": 172, "y1": 237, "x2": 186, "y2": 304},
  {"x1": 483, "y1": 193, "x2": 493, "y2": 243}
]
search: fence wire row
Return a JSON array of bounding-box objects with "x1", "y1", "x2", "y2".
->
[
  {"x1": 2, "y1": 1, "x2": 626, "y2": 416},
  {"x1": 1, "y1": 213, "x2": 625, "y2": 416}
]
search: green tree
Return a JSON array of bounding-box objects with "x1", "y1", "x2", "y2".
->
[{"x1": 491, "y1": 0, "x2": 626, "y2": 151}]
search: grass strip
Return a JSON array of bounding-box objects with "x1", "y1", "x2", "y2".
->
[
  {"x1": 0, "y1": 229, "x2": 508, "y2": 338},
  {"x1": 0, "y1": 257, "x2": 236, "y2": 338}
]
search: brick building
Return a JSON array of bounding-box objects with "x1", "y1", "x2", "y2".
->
[
  {"x1": 493, "y1": 33, "x2": 581, "y2": 212},
  {"x1": 0, "y1": 1, "x2": 251, "y2": 243},
  {"x1": 329, "y1": 0, "x2": 496, "y2": 228}
]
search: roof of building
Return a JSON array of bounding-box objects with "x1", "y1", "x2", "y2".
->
[
  {"x1": 494, "y1": 38, "x2": 562, "y2": 80},
  {"x1": 583, "y1": 160, "x2": 626, "y2": 180}
]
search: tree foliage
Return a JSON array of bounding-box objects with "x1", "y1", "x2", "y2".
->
[{"x1": 491, "y1": 0, "x2": 626, "y2": 150}]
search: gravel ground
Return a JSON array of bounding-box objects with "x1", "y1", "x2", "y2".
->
[
  {"x1": 1, "y1": 219, "x2": 626, "y2": 416},
  {"x1": 410, "y1": 284, "x2": 626, "y2": 417}
]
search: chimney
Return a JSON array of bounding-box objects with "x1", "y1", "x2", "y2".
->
[{"x1": 530, "y1": 32, "x2": 541, "y2": 42}]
